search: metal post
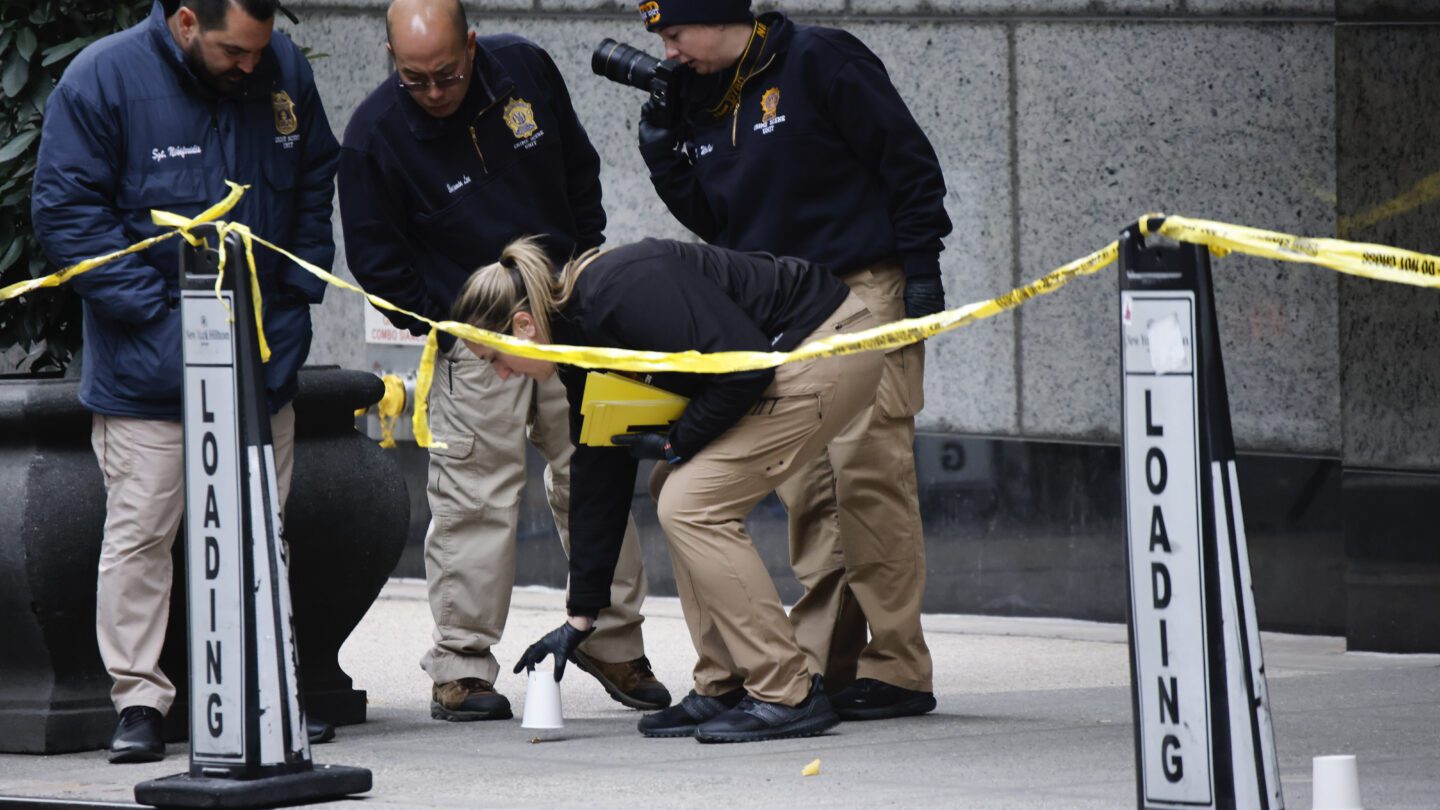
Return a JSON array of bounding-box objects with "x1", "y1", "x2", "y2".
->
[
  {"x1": 135, "y1": 226, "x2": 370, "y2": 808},
  {"x1": 1118, "y1": 221, "x2": 1283, "y2": 810}
]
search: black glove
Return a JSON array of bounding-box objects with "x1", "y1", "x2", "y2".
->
[
  {"x1": 513, "y1": 621, "x2": 594, "y2": 682},
  {"x1": 638, "y1": 100, "x2": 679, "y2": 164},
  {"x1": 903, "y1": 274, "x2": 946, "y2": 319},
  {"x1": 612, "y1": 431, "x2": 679, "y2": 463}
]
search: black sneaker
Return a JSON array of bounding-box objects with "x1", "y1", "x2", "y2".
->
[
  {"x1": 109, "y1": 706, "x2": 164, "y2": 764},
  {"x1": 830, "y1": 678, "x2": 936, "y2": 721},
  {"x1": 693, "y1": 675, "x2": 839, "y2": 744},
  {"x1": 637, "y1": 687, "x2": 745, "y2": 738}
]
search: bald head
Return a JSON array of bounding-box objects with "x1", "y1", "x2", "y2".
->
[{"x1": 386, "y1": 0, "x2": 466, "y2": 50}]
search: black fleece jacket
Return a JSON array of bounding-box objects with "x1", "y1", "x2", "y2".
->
[
  {"x1": 556, "y1": 238, "x2": 847, "y2": 615},
  {"x1": 642, "y1": 12, "x2": 952, "y2": 279},
  {"x1": 339, "y1": 35, "x2": 604, "y2": 344}
]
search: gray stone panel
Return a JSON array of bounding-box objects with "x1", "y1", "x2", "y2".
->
[
  {"x1": 1015, "y1": 22, "x2": 1338, "y2": 451},
  {"x1": 539, "y1": 0, "x2": 846, "y2": 11},
  {"x1": 1187, "y1": 0, "x2": 1331, "y2": 13},
  {"x1": 845, "y1": 22, "x2": 1016, "y2": 434},
  {"x1": 851, "y1": 1, "x2": 1181, "y2": 14},
  {"x1": 288, "y1": 0, "x2": 533, "y2": 10},
  {"x1": 1336, "y1": 24, "x2": 1440, "y2": 469},
  {"x1": 1337, "y1": 1, "x2": 1440, "y2": 21}
]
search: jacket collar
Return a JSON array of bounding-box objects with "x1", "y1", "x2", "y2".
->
[
  {"x1": 395, "y1": 42, "x2": 516, "y2": 141},
  {"x1": 146, "y1": 0, "x2": 279, "y2": 101},
  {"x1": 686, "y1": 11, "x2": 791, "y2": 121}
]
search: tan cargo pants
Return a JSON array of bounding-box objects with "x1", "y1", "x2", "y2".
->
[
  {"x1": 421, "y1": 341, "x2": 648, "y2": 686},
  {"x1": 775, "y1": 261, "x2": 935, "y2": 693},
  {"x1": 655, "y1": 293, "x2": 883, "y2": 706},
  {"x1": 92, "y1": 406, "x2": 296, "y2": 714}
]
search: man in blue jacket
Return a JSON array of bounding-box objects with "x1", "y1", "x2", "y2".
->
[
  {"x1": 338, "y1": 0, "x2": 669, "y2": 723},
  {"x1": 31, "y1": 0, "x2": 339, "y2": 763},
  {"x1": 635, "y1": 0, "x2": 949, "y2": 722}
]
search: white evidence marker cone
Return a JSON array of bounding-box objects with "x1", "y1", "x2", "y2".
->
[
  {"x1": 522, "y1": 658, "x2": 564, "y2": 731},
  {"x1": 1312, "y1": 754, "x2": 1363, "y2": 810}
]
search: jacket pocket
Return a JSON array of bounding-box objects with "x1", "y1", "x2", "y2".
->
[
  {"x1": 700, "y1": 393, "x2": 823, "y2": 480},
  {"x1": 110, "y1": 307, "x2": 183, "y2": 405},
  {"x1": 116, "y1": 169, "x2": 211, "y2": 212},
  {"x1": 261, "y1": 158, "x2": 298, "y2": 261},
  {"x1": 876, "y1": 341, "x2": 925, "y2": 419}
]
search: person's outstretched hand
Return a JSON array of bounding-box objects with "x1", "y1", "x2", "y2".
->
[{"x1": 513, "y1": 621, "x2": 594, "y2": 682}]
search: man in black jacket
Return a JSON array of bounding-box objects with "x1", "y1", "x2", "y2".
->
[
  {"x1": 338, "y1": 0, "x2": 669, "y2": 721},
  {"x1": 634, "y1": 0, "x2": 949, "y2": 721}
]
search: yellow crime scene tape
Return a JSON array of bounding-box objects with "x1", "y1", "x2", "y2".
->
[{"x1": 6, "y1": 184, "x2": 1440, "y2": 449}]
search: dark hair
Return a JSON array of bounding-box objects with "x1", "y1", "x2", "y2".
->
[
  {"x1": 385, "y1": 0, "x2": 468, "y2": 49},
  {"x1": 182, "y1": 0, "x2": 277, "y2": 30}
]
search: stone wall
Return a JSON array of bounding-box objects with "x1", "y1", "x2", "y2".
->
[{"x1": 289, "y1": 1, "x2": 1437, "y2": 465}]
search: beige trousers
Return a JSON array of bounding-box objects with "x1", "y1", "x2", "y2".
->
[
  {"x1": 775, "y1": 262, "x2": 935, "y2": 693},
  {"x1": 421, "y1": 342, "x2": 648, "y2": 686},
  {"x1": 93, "y1": 406, "x2": 296, "y2": 714},
  {"x1": 656, "y1": 293, "x2": 883, "y2": 706}
]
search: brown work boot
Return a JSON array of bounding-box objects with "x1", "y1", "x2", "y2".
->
[
  {"x1": 430, "y1": 678, "x2": 513, "y2": 721},
  {"x1": 571, "y1": 650, "x2": 672, "y2": 710}
]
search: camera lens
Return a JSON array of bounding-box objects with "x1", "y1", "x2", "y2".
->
[{"x1": 592, "y1": 38, "x2": 660, "y2": 92}]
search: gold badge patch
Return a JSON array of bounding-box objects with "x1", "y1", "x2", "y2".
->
[
  {"x1": 639, "y1": 1, "x2": 660, "y2": 26},
  {"x1": 272, "y1": 90, "x2": 298, "y2": 136},
  {"x1": 760, "y1": 87, "x2": 780, "y2": 123},
  {"x1": 503, "y1": 98, "x2": 538, "y2": 140}
]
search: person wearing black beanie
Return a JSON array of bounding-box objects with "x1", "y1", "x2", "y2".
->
[
  {"x1": 632, "y1": 2, "x2": 949, "y2": 731},
  {"x1": 639, "y1": 0, "x2": 753, "y2": 31}
]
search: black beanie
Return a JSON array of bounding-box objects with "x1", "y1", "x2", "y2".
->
[{"x1": 639, "y1": 0, "x2": 753, "y2": 32}]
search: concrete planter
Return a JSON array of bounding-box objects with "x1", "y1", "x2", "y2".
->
[{"x1": 0, "y1": 367, "x2": 407, "y2": 754}]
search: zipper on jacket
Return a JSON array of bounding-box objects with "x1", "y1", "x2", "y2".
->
[
  {"x1": 466, "y1": 92, "x2": 507, "y2": 175},
  {"x1": 467, "y1": 125, "x2": 489, "y2": 174},
  {"x1": 728, "y1": 53, "x2": 774, "y2": 147},
  {"x1": 209, "y1": 108, "x2": 232, "y2": 179}
]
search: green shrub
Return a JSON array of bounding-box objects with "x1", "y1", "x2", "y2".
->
[{"x1": 0, "y1": 0, "x2": 151, "y2": 375}]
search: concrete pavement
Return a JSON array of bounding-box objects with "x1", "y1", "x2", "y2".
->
[{"x1": 2, "y1": 579, "x2": 1437, "y2": 808}]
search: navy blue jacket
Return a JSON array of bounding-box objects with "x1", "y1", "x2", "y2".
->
[
  {"x1": 31, "y1": 1, "x2": 339, "y2": 420},
  {"x1": 338, "y1": 35, "x2": 605, "y2": 344},
  {"x1": 643, "y1": 13, "x2": 952, "y2": 279},
  {"x1": 552, "y1": 238, "x2": 848, "y2": 616}
]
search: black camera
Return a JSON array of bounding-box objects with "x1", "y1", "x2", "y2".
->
[{"x1": 591, "y1": 38, "x2": 691, "y2": 130}]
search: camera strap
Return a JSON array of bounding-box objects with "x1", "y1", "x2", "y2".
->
[{"x1": 704, "y1": 19, "x2": 771, "y2": 121}]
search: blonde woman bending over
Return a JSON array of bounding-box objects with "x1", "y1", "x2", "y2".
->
[{"x1": 453, "y1": 237, "x2": 883, "y2": 743}]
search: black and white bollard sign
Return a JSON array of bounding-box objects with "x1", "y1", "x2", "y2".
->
[
  {"x1": 1118, "y1": 223, "x2": 1283, "y2": 810},
  {"x1": 135, "y1": 227, "x2": 370, "y2": 808}
]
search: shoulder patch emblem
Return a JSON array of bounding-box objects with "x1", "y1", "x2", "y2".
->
[
  {"x1": 272, "y1": 90, "x2": 298, "y2": 136},
  {"x1": 503, "y1": 98, "x2": 538, "y2": 140},
  {"x1": 761, "y1": 87, "x2": 780, "y2": 123}
]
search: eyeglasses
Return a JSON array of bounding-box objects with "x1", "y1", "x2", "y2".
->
[{"x1": 396, "y1": 72, "x2": 466, "y2": 92}]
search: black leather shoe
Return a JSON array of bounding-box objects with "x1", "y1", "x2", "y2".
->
[
  {"x1": 694, "y1": 675, "x2": 839, "y2": 744},
  {"x1": 109, "y1": 706, "x2": 165, "y2": 764},
  {"x1": 830, "y1": 678, "x2": 936, "y2": 721},
  {"x1": 307, "y1": 718, "x2": 335, "y2": 744},
  {"x1": 637, "y1": 687, "x2": 744, "y2": 738}
]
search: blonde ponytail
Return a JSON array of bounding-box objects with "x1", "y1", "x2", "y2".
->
[
  {"x1": 453, "y1": 237, "x2": 609, "y2": 342},
  {"x1": 452, "y1": 236, "x2": 557, "y2": 339}
]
